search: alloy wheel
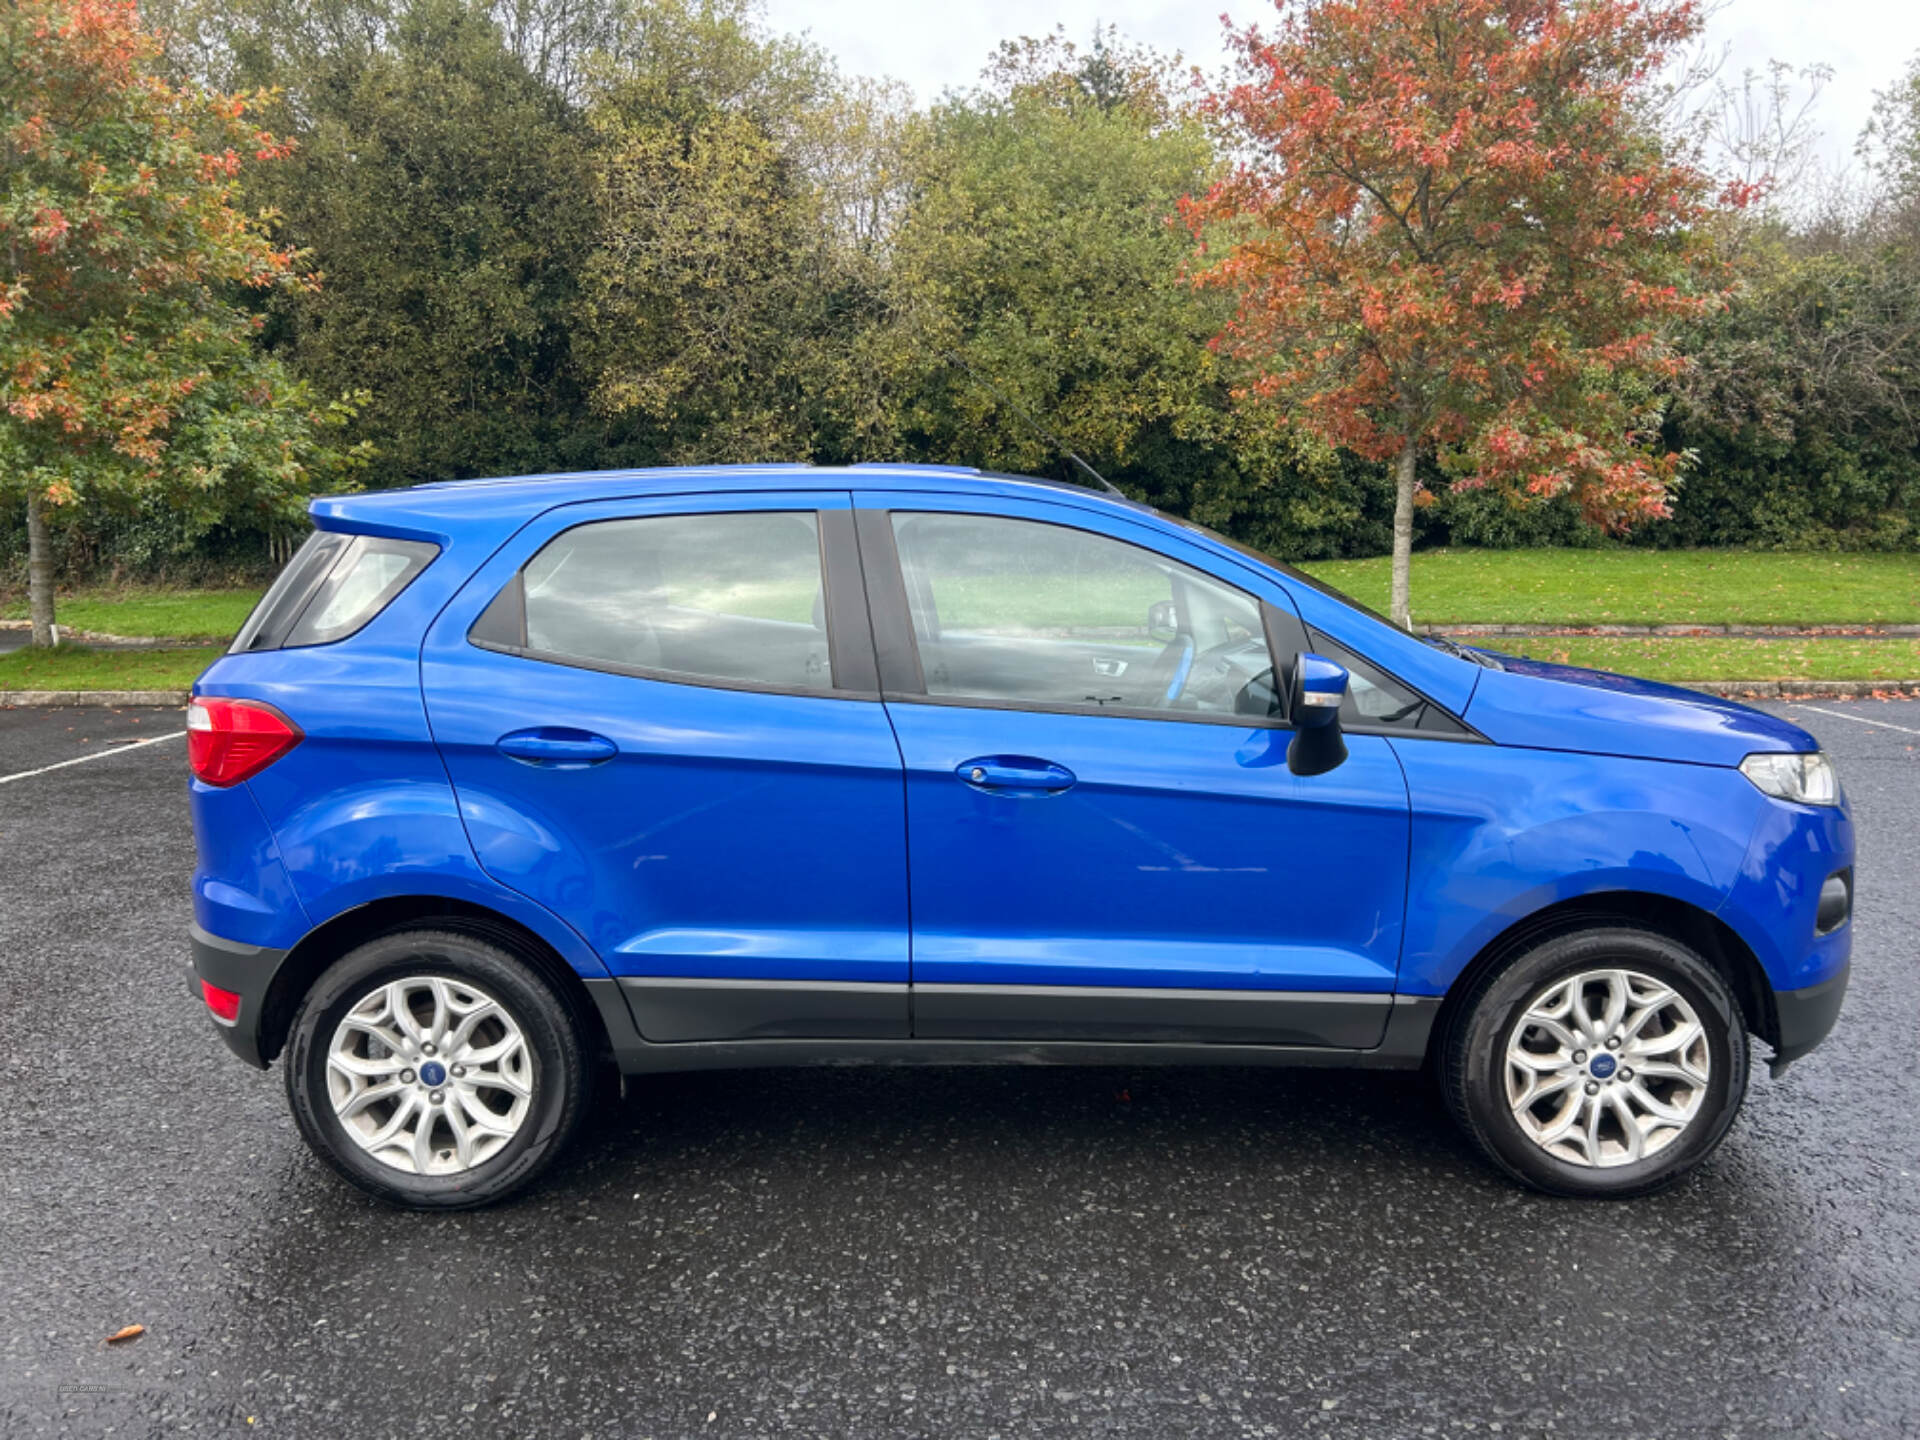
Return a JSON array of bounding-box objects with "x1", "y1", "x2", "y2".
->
[
  {"x1": 1503, "y1": 968, "x2": 1712, "y2": 1168},
  {"x1": 325, "y1": 975, "x2": 535, "y2": 1176}
]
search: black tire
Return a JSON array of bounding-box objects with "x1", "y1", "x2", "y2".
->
[
  {"x1": 1441, "y1": 927, "x2": 1750, "y2": 1198},
  {"x1": 283, "y1": 930, "x2": 589, "y2": 1210}
]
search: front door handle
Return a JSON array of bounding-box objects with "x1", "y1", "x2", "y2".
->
[
  {"x1": 956, "y1": 756, "x2": 1077, "y2": 793},
  {"x1": 496, "y1": 727, "x2": 619, "y2": 768}
]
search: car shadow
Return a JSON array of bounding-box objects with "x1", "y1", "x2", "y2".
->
[{"x1": 574, "y1": 1061, "x2": 1461, "y2": 1181}]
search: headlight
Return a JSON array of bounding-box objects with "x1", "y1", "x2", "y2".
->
[{"x1": 1739, "y1": 751, "x2": 1840, "y2": 806}]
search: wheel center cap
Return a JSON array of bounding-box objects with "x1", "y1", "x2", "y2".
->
[
  {"x1": 419, "y1": 1060, "x2": 447, "y2": 1087},
  {"x1": 1589, "y1": 1053, "x2": 1617, "y2": 1080}
]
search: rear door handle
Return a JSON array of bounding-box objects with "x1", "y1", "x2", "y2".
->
[
  {"x1": 496, "y1": 727, "x2": 618, "y2": 768},
  {"x1": 956, "y1": 756, "x2": 1077, "y2": 793}
]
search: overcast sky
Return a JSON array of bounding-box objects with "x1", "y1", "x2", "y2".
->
[{"x1": 760, "y1": 0, "x2": 1920, "y2": 168}]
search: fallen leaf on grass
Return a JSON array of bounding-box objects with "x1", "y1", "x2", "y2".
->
[{"x1": 105, "y1": 1324, "x2": 144, "y2": 1344}]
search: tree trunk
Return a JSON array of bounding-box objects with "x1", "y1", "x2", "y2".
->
[
  {"x1": 1388, "y1": 436, "x2": 1417, "y2": 629},
  {"x1": 25, "y1": 492, "x2": 56, "y2": 647}
]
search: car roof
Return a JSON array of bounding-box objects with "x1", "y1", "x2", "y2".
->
[{"x1": 309, "y1": 463, "x2": 1155, "y2": 535}]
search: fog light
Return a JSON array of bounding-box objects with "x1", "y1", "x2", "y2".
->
[
  {"x1": 1816, "y1": 869, "x2": 1852, "y2": 936},
  {"x1": 200, "y1": 978, "x2": 242, "y2": 1025}
]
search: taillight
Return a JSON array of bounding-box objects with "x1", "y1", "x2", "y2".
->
[{"x1": 187, "y1": 697, "x2": 303, "y2": 786}]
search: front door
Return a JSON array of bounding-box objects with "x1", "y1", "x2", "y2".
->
[
  {"x1": 421, "y1": 492, "x2": 911, "y2": 1042},
  {"x1": 855, "y1": 495, "x2": 1411, "y2": 1047}
]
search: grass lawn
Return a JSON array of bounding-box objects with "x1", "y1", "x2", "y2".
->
[
  {"x1": 0, "y1": 644, "x2": 221, "y2": 692},
  {"x1": 2, "y1": 552, "x2": 1915, "y2": 638},
  {"x1": 0, "y1": 586, "x2": 263, "y2": 639},
  {"x1": 1488, "y1": 636, "x2": 1920, "y2": 683},
  {"x1": 0, "y1": 635, "x2": 1907, "y2": 692},
  {"x1": 1, "y1": 550, "x2": 1916, "y2": 689},
  {"x1": 1298, "y1": 549, "x2": 1920, "y2": 626}
]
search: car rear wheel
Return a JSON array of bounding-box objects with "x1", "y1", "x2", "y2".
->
[
  {"x1": 283, "y1": 930, "x2": 589, "y2": 1209},
  {"x1": 1441, "y1": 927, "x2": 1750, "y2": 1198}
]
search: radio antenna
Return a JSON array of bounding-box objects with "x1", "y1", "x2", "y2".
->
[{"x1": 940, "y1": 350, "x2": 1124, "y2": 497}]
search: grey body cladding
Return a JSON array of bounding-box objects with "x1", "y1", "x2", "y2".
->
[
  {"x1": 618, "y1": 976, "x2": 911, "y2": 1042},
  {"x1": 190, "y1": 923, "x2": 289, "y2": 1069},
  {"x1": 911, "y1": 983, "x2": 1390, "y2": 1047},
  {"x1": 595, "y1": 976, "x2": 1441, "y2": 1074}
]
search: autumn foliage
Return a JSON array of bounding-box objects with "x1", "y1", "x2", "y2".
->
[
  {"x1": 1185, "y1": 0, "x2": 1733, "y2": 618},
  {"x1": 1, "y1": 0, "x2": 312, "y2": 640}
]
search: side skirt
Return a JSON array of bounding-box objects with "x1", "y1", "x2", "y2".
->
[
  {"x1": 585, "y1": 980, "x2": 1440, "y2": 1076},
  {"x1": 618, "y1": 976, "x2": 910, "y2": 1043},
  {"x1": 913, "y1": 983, "x2": 1390, "y2": 1047}
]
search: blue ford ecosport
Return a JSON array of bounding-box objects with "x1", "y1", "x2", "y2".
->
[{"x1": 187, "y1": 465, "x2": 1853, "y2": 1208}]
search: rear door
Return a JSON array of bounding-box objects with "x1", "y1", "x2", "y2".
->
[
  {"x1": 854, "y1": 491, "x2": 1412, "y2": 1047},
  {"x1": 420, "y1": 491, "x2": 911, "y2": 1042}
]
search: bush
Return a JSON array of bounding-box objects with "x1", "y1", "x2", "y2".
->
[
  {"x1": 0, "y1": 493, "x2": 285, "y2": 593},
  {"x1": 1644, "y1": 435, "x2": 1920, "y2": 551},
  {"x1": 1433, "y1": 484, "x2": 1604, "y2": 549}
]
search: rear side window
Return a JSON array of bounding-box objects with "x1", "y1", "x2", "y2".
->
[
  {"x1": 476, "y1": 511, "x2": 833, "y2": 693},
  {"x1": 231, "y1": 531, "x2": 438, "y2": 653}
]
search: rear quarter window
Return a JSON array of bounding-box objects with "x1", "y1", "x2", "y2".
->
[{"x1": 231, "y1": 531, "x2": 439, "y2": 653}]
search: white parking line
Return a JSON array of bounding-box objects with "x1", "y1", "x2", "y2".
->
[
  {"x1": 0, "y1": 730, "x2": 187, "y2": 786},
  {"x1": 1791, "y1": 704, "x2": 1920, "y2": 737}
]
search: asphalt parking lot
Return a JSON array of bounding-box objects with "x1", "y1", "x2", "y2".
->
[{"x1": 0, "y1": 700, "x2": 1915, "y2": 1437}]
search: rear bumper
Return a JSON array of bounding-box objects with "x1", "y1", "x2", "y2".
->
[
  {"x1": 1770, "y1": 962, "x2": 1849, "y2": 1077},
  {"x1": 189, "y1": 923, "x2": 290, "y2": 1069}
]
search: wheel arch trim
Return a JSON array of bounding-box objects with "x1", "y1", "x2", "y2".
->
[
  {"x1": 257, "y1": 896, "x2": 623, "y2": 1069},
  {"x1": 1423, "y1": 891, "x2": 1779, "y2": 1071}
]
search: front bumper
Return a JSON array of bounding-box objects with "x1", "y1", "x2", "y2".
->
[
  {"x1": 1770, "y1": 961, "x2": 1850, "y2": 1077},
  {"x1": 189, "y1": 923, "x2": 291, "y2": 1069}
]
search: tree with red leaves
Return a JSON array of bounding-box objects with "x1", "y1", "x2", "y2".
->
[
  {"x1": 1184, "y1": 0, "x2": 1736, "y2": 623},
  {"x1": 2, "y1": 0, "x2": 346, "y2": 645}
]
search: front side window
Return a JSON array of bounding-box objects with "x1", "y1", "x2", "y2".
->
[
  {"x1": 889, "y1": 512, "x2": 1278, "y2": 719},
  {"x1": 1306, "y1": 630, "x2": 1466, "y2": 733},
  {"x1": 500, "y1": 510, "x2": 832, "y2": 692}
]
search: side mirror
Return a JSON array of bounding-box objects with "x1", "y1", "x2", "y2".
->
[
  {"x1": 1147, "y1": 599, "x2": 1179, "y2": 643},
  {"x1": 1288, "y1": 652, "x2": 1349, "y2": 777}
]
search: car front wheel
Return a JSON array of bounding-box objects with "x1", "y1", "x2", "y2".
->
[
  {"x1": 283, "y1": 930, "x2": 589, "y2": 1209},
  {"x1": 1442, "y1": 927, "x2": 1750, "y2": 1198}
]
